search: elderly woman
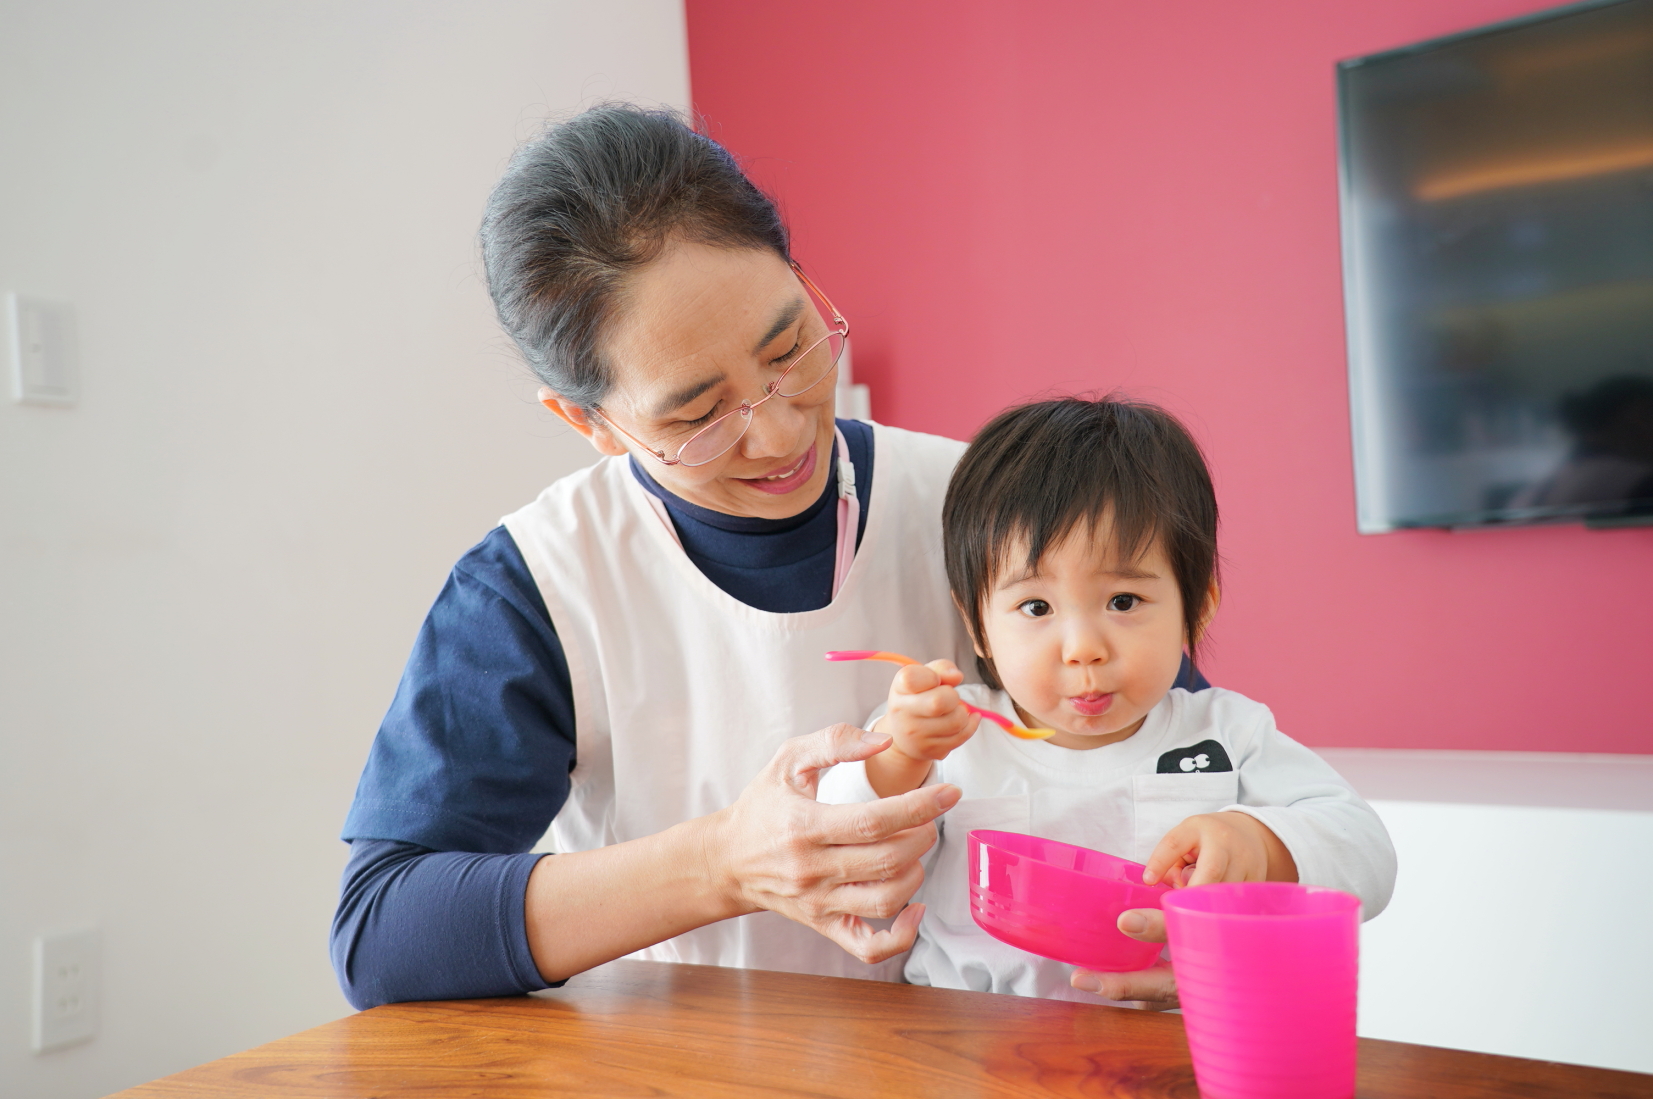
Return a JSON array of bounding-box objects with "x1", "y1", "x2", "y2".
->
[{"x1": 331, "y1": 104, "x2": 1193, "y2": 1008}]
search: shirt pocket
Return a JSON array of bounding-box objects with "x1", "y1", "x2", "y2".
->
[
  {"x1": 1130, "y1": 772, "x2": 1241, "y2": 865},
  {"x1": 1029, "y1": 786, "x2": 1135, "y2": 860},
  {"x1": 929, "y1": 795, "x2": 1029, "y2": 928}
]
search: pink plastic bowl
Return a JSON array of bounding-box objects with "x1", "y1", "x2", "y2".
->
[{"x1": 967, "y1": 829, "x2": 1172, "y2": 972}]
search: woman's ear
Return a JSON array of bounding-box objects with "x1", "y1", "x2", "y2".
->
[
  {"x1": 1193, "y1": 577, "x2": 1222, "y2": 643},
  {"x1": 539, "y1": 387, "x2": 627, "y2": 457}
]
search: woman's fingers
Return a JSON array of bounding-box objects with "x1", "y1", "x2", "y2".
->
[
  {"x1": 782, "y1": 723, "x2": 896, "y2": 791},
  {"x1": 1074, "y1": 911, "x2": 1176, "y2": 1007},
  {"x1": 814, "y1": 784, "x2": 961, "y2": 846},
  {"x1": 719, "y1": 727, "x2": 962, "y2": 964},
  {"x1": 1070, "y1": 962, "x2": 1178, "y2": 1010},
  {"x1": 1118, "y1": 908, "x2": 1167, "y2": 943},
  {"x1": 804, "y1": 858, "x2": 926, "y2": 959},
  {"x1": 825, "y1": 856, "x2": 928, "y2": 918},
  {"x1": 816, "y1": 903, "x2": 927, "y2": 965},
  {"x1": 819, "y1": 822, "x2": 938, "y2": 886}
]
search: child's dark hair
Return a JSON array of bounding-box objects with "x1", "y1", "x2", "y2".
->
[{"x1": 943, "y1": 396, "x2": 1219, "y2": 690}]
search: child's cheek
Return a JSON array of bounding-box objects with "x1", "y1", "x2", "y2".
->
[{"x1": 992, "y1": 625, "x2": 1064, "y2": 716}]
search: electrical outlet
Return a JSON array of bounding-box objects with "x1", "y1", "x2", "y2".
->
[{"x1": 32, "y1": 928, "x2": 99, "y2": 1052}]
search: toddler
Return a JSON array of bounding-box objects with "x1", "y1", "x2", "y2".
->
[{"x1": 819, "y1": 397, "x2": 1397, "y2": 1002}]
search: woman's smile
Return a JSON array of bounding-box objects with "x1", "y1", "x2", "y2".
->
[{"x1": 736, "y1": 441, "x2": 818, "y2": 496}]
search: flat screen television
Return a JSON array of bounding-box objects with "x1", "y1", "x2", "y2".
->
[{"x1": 1338, "y1": 0, "x2": 1653, "y2": 531}]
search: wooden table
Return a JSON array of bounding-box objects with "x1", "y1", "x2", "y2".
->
[{"x1": 112, "y1": 960, "x2": 1652, "y2": 1098}]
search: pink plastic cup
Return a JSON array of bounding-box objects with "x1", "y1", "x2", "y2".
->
[
  {"x1": 1162, "y1": 883, "x2": 1361, "y2": 1099},
  {"x1": 968, "y1": 830, "x2": 1172, "y2": 972}
]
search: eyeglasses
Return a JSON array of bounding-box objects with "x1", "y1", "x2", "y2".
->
[{"x1": 595, "y1": 263, "x2": 848, "y2": 468}]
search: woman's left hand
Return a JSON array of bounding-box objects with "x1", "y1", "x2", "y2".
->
[
  {"x1": 1073, "y1": 812, "x2": 1300, "y2": 1009},
  {"x1": 1069, "y1": 909, "x2": 1178, "y2": 1010}
]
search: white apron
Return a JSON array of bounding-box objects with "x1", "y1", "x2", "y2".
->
[{"x1": 503, "y1": 422, "x2": 973, "y2": 981}]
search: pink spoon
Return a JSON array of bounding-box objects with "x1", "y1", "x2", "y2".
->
[{"x1": 824, "y1": 650, "x2": 1056, "y2": 740}]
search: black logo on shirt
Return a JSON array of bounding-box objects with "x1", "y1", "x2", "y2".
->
[{"x1": 1156, "y1": 739, "x2": 1233, "y2": 774}]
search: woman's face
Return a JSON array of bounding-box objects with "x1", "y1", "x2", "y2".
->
[{"x1": 558, "y1": 241, "x2": 839, "y2": 520}]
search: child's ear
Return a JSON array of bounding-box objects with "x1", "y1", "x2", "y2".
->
[
  {"x1": 951, "y1": 593, "x2": 990, "y2": 660},
  {"x1": 1193, "y1": 578, "x2": 1222, "y2": 643}
]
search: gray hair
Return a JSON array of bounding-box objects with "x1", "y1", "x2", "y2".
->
[{"x1": 480, "y1": 103, "x2": 791, "y2": 409}]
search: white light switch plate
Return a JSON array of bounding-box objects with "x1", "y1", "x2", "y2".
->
[
  {"x1": 33, "y1": 928, "x2": 99, "y2": 1052},
  {"x1": 6, "y1": 291, "x2": 78, "y2": 406}
]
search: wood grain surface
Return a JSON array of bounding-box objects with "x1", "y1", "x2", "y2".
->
[{"x1": 109, "y1": 960, "x2": 1653, "y2": 1098}]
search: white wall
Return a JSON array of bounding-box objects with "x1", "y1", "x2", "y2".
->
[
  {"x1": 0, "y1": 4, "x2": 689, "y2": 1096},
  {"x1": 1359, "y1": 800, "x2": 1653, "y2": 1075},
  {"x1": 1322, "y1": 750, "x2": 1653, "y2": 1074}
]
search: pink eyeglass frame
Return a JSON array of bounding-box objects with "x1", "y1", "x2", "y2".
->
[{"x1": 595, "y1": 262, "x2": 849, "y2": 468}]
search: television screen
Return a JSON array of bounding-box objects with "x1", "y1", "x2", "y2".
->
[{"x1": 1338, "y1": 0, "x2": 1653, "y2": 531}]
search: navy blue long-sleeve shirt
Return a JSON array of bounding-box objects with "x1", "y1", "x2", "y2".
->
[{"x1": 331, "y1": 420, "x2": 1208, "y2": 1008}]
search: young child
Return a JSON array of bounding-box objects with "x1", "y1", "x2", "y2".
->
[{"x1": 818, "y1": 397, "x2": 1397, "y2": 1003}]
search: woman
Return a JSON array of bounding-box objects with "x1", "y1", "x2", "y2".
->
[{"x1": 331, "y1": 104, "x2": 1188, "y2": 1009}]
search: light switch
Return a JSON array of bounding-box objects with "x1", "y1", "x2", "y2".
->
[
  {"x1": 7, "y1": 292, "x2": 78, "y2": 406},
  {"x1": 33, "y1": 927, "x2": 99, "y2": 1052}
]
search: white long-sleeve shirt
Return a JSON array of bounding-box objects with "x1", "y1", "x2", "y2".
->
[{"x1": 817, "y1": 685, "x2": 1397, "y2": 1002}]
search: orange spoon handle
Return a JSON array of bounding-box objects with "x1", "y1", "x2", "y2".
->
[
  {"x1": 963, "y1": 702, "x2": 1056, "y2": 740},
  {"x1": 961, "y1": 701, "x2": 1011, "y2": 730},
  {"x1": 826, "y1": 651, "x2": 1056, "y2": 741},
  {"x1": 823, "y1": 650, "x2": 919, "y2": 666}
]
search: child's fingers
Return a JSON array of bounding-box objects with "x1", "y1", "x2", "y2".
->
[
  {"x1": 925, "y1": 658, "x2": 964, "y2": 686},
  {"x1": 893, "y1": 683, "x2": 964, "y2": 721},
  {"x1": 900, "y1": 709, "x2": 971, "y2": 738},
  {"x1": 1142, "y1": 825, "x2": 1199, "y2": 886},
  {"x1": 892, "y1": 662, "x2": 943, "y2": 696},
  {"x1": 892, "y1": 711, "x2": 978, "y2": 757},
  {"x1": 1184, "y1": 842, "x2": 1233, "y2": 888}
]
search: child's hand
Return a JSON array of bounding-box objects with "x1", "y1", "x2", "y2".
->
[
  {"x1": 864, "y1": 659, "x2": 980, "y2": 797},
  {"x1": 883, "y1": 658, "x2": 980, "y2": 761},
  {"x1": 1143, "y1": 811, "x2": 1298, "y2": 888}
]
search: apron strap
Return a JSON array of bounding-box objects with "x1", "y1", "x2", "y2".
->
[
  {"x1": 643, "y1": 493, "x2": 683, "y2": 549},
  {"x1": 832, "y1": 426, "x2": 859, "y2": 598},
  {"x1": 644, "y1": 428, "x2": 859, "y2": 597}
]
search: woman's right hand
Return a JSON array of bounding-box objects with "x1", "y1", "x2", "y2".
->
[{"x1": 708, "y1": 723, "x2": 962, "y2": 964}]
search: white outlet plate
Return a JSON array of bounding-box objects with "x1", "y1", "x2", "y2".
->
[
  {"x1": 33, "y1": 928, "x2": 99, "y2": 1052},
  {"x1": 6, "y1": 291, "x2": 78, "y2": 406}
]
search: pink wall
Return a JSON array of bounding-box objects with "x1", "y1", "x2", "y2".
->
[{"x1": 685, "y1": 0, "x2": 1653, "y2": 754}]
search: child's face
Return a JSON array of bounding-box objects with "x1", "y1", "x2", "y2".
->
[{"x1": 978, "y1": 527, "x2": 1202, "y2": 751}]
